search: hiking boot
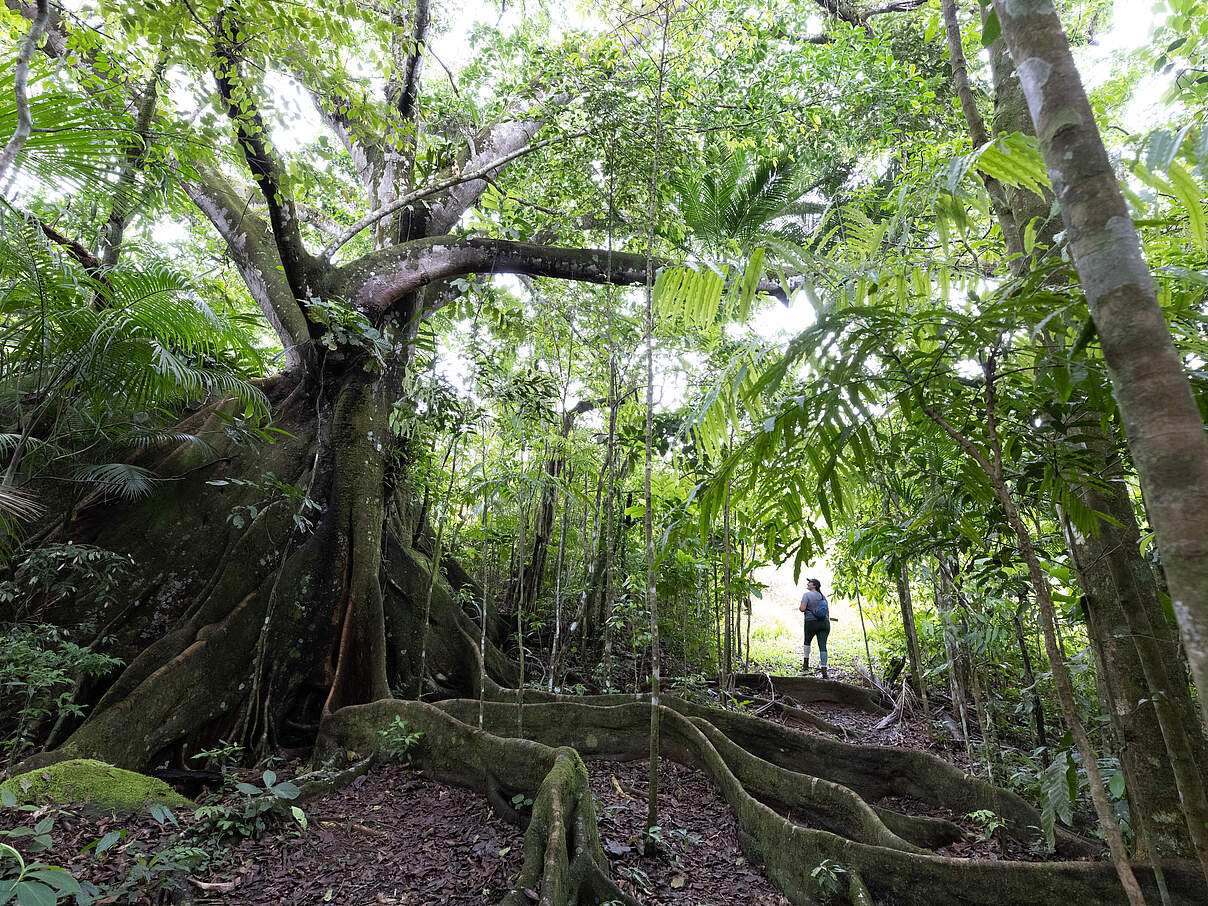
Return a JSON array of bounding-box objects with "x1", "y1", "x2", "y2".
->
[
  {"x1": 820, "y1": 665, "x2": 829, "y2": 680},
  {"x1": 802, "y1": 658, "x2": 810, "y2": 673}
]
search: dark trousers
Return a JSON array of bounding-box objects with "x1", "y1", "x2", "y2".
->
[{"x1": 804, "y1": 617, "x2": 830, "y2": 665}]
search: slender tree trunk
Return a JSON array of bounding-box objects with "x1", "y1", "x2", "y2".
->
[
  {"x1": 922, "y1": 361, "x2": 1147, "y2": 906},
  {"x1": 854, "y1": 582, "x2": 873, "y2": 668},
  {"x1": 935, "y1": 564, "x2": 973, "y2": 758},
  {"x1": 549, "y1": 485, "x2": 571, "y2": 691},
  {"x1": 417, "y1": 436, "x2": 460, "y2": 698},
  {"x1": 723, "y1": 482, "x2": 733, "y2": 687},
  {"x1": 968, "y1": 653, "x2": 999, "y2": 783},
  {"x1": 0, "y1": 0, "x2": 50, "y2": 185},
  {"x1": 1012, "y1": 595, "x2": 1048, "y2": 758},
  {"x1": 643, "y1": 9, "x2": 669, "y2": 837},
  {"x1": 896, "y1": 565, "x2": 930, "y2": 733},
  {"x1": 712, "y1": 558, "x2": 722, "y2": 686},
  {"x1": 992, "y1": 0, "x2": 1208, "y2": 734}
]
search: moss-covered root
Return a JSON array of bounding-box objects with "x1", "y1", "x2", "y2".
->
[
  {"x1": 500, "y1": 748, "x2": 636, "y2": 906},
  {"x1": 0, "y1": 759, "x2": 192, "y2": 814},
  {"x1": 457, "y1": 694, "x2": 1044, "y2": 846},
  {"x1": 438, "y1": 698, "x2": 1207, "y2": 905},
  {"x1": 321, "y1": 700, "x2": 629, "y2": 906},
  {"x1": 729, "y1": 673, "x2": 889, "y2": 713}
]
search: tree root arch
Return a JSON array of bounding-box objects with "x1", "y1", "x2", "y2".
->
[{"x1": 324, "y1": 696, "x2": 1207, "y2": 906}]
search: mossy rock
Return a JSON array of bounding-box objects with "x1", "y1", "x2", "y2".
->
[{"x1": 1, "y1": 759, "x2": 193, "y2": 813}]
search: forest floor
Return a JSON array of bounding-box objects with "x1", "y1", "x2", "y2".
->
[{"x1": 1, "y1": 673, "x2": 1052, "y2": 905}]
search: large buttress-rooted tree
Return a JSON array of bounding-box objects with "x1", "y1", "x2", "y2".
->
[{"x1": 26, "y1": 4, "x2": 699, "y2": 771}]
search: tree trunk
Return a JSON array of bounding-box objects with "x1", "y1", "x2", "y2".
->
[
  {"x1": 992, "y1": 0, "x2": 1208, "y2": 734},
  {"x1": 1012, "y1": 595, "x2": 1048, "y2": 759},
  {"x1": 1063, "y1": 485, "x2": 1208, "y2": 874},
  {"x1": 922, "y1": 361, "x2": 1147, "y2": 906},
  {"x1": 896, "y1": 565, "x2": 930, "y2": 719},
  {"x1": 32, "y1": 364, "x2": 515, "y2": 771}
]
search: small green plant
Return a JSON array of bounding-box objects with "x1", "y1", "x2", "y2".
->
[
  {"x1": 0, "y1": 624, "x2": 122, "y2": 767},
  {"x1": 0, "y1": 790, "x2": 88, "y2": 905},
  {"x1": 509, "y1": 792, "x2": 533, "y2": 810},
  {"x1": 810, "y1": 858, "x2": 847, "y2": 902},
  {"x1": 966, "y1": 809, "x2": 1007, "y2": 844},
  {"x1": 666, "y1": 827, "x2": 702, "y2": 847},
  {"x1": 377, "y1": 716, "x2": 423, "y2": 762},
  {"x1": 205, "y1": 472, "x2": 321, "y2": 534},
  {"x1": 641, "y1": 824, "x2": 663, "y2": 847},
  {"x1": 304, "y1": 298, "x2": 393, "y2": 371},
  {"x1": 191, "y1": 770, "x2": 303, "y2": 839},
  {"x1": 189, "y1": 738, "x2": 246, "y2": 777},
  {"x1": 97, "y1": 842, "x2": 208, "y2": 905}
]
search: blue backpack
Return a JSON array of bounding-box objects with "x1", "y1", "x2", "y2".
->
[{"x1": 802, "y1": 590, "x2": 829, "y2": 620}]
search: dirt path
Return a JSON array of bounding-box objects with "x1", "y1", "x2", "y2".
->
[{"x1": 589, "y1": 757, "x2": 788, "y2": 905}]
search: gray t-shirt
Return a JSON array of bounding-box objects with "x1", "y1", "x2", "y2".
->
[{"x1": 801, "y1": 589, "x2": 825, "y2": 620}]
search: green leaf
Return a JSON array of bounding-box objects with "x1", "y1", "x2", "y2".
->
[
  {"x1": 0, "y1": 789, "x2": 15, "y2": 808},
  {"x1": 972, "y1": 133, "x2": 1050, "y2": 198},
  {"x1": 981, "y1": 9, "x2": 1001, "y2": 47},
  {"x1": 12, "y1": 882, "x2": 56, "y2": 906},
  {"x1": 1108, "y1": 770, "x2": 1126, "y2": 799}
]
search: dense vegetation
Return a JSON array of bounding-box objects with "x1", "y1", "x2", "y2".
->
[{"x1": 0, "y1": 0, "x2": 1206, "y2": 903}]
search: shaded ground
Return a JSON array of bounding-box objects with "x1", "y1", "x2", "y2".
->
[
  {"x1": 0, "y1": 764, "x2": 525, "y2": 905},
  {"x1": 192, "y1": 763, "x2": 525, "y2": 904},
  {"x1": 589, "y1": 757, "x2": 788, "y2": 905},
  {"x1": 1, "y1": 758, "x2": 792, "y2": 904}
]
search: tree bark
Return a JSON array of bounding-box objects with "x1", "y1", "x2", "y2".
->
[{"x1": 992, "y1": 0, "x2": 1208, "y2": 735}]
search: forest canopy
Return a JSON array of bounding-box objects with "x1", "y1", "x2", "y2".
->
[{"x1": 0, "y1": 0, "x2": 1207, "y2": 904}]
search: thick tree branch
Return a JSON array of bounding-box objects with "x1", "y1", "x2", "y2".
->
[
  {"x1": 330, "y1": 237, "x2": 788, "y2": 315},
  {"x1": 183, "y1": 162, "x2": 311, "y2": 365},
  {"x1": 322, "y1": 130, "x2": 588, "y2": 258},
  {"x1": 940, "y1": 0, "x2": 1022, "y2": 261},
  {"x1": 0, "y1": 0, "x2": 49, "y2": 185},
  {"x1": 3, "y1": 0, "x2": 67, "y2": 60},
  {"x1": 37, "y1": 217, "x2": 99, "y2": 274},
  {"x1": 394, "y1": 0, "x2": 429, "y2": 122},
  {"x1": 213, "y1": 11, "x2": 318, "y2": 302},
  {"x1": 423, "y1": 116, "x2": 550, "y2": 236}
]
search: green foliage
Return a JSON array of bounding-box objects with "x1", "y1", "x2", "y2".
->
[
  {"x1": 0, "y1": 795, "x2": 86, "y2": 906},
  {"x1": 303, "y1": 299, "x2": 393, "y2": 372},
  {"x1": 809, "y1": 858, "x2": 847, "y2": 902},
  {"x1": 0, "y1": 626, "x2": 121, "y2": 766},
  {"x1": 191, "y1": 771, "x2": 303, "y2": 840},
  {"x1": 377, "y1": 717, "x2": 424, "y2": 763},
  {"x1": 965, "y1": 809, "x2": 1006, "y2": 843}
]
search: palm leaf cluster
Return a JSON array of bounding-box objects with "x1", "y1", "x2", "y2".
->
[{"x1": 0, "y1": 209, "x2": 268, "y2": 494}]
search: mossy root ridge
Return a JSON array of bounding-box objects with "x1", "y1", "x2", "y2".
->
[
  {"x1": 0, "y1": 759, "x2": 192, "y2": 813},
  {"x1": 323, "y1": 699, "x2": 637, "y2": 906},
  {"x1": 481, "y1": 689, "x2": 1041, "y2": 844},
  {"x1": 729, "y1": 673, "x2": 891, "y2": 713},
  {"x1": 389, "y1": 696, "x2": 1204, "y2": 906}
]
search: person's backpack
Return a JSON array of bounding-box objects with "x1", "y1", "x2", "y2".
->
[{"x1": 801, "y1": 590, "x2": 828, "y2": 620}]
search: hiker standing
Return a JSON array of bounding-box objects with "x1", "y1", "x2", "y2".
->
[{"x1": 799, "y1": 578, "x2": 830, "y2": 679}]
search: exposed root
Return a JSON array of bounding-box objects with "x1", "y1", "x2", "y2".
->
[
  {"x1": 323, "y1": 696, "x2": 1206, "y2": 906},
  {"x1": 321, "y1": 700, "x2": 632, "y2": 906},
  {"x1": 729, "y1": 673, "x2": 890, "y2": 714}
]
